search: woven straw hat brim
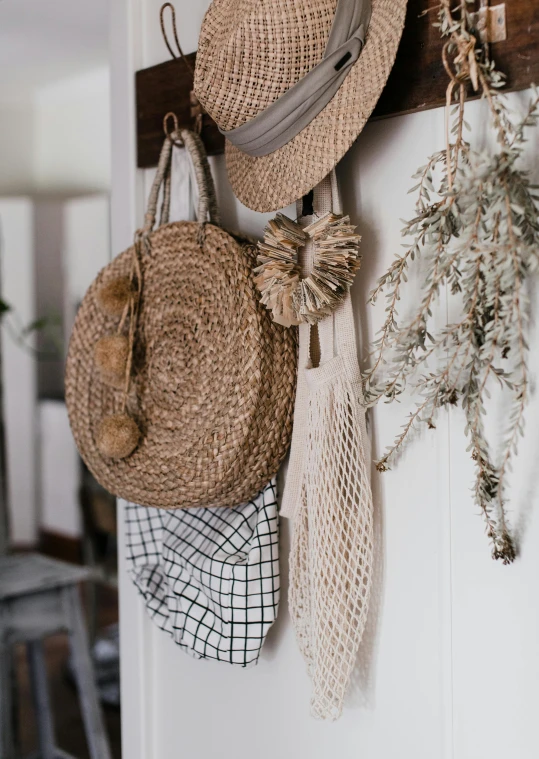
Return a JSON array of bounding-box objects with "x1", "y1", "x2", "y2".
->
[
  {"x1": 66, "y1": 222, "x2": 297, "y2": 510},
  {"x1": 218, "y1": 0, "x2": 407, "y2": 212}
]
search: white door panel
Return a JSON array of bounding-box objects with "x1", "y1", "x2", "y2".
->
[{"x1": 111, "y1": 2, "x2": 539, "y2": 757}]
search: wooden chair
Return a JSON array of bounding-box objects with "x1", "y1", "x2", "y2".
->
[{"x1": 0, "y1": 553, "x2": 112, "y2": 759}]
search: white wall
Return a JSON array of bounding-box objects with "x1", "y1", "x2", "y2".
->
[
  {"x1": 38, "y1": 400, "x2": 81, "y2": 538},
  {"x1": 36, "y1": 194, "x2": 111, "y2": 541},
  {"x1": 112, "y1": 2, "x2": 539, "y2": 758},
  {"x1": 64, "y1": 194, "x2": 111, "y2": 321},
  {"x1": 0, "y1": 65, "x2": 110, "y2": 196},
  {"x1": 34, "y1": 66, "x2": 111, "y2": 194},
  {"x1": 0, "y1": 62, "x2": 111, "y2": 544},
  {"x1": 0, "y1": 192, "x2": 110, "y2": 544},
  {"x1": 0, "y1": 100, "x2": 36, "y2": 194},
  {"x1": 0, "y1": 198, "x2": 37, "y2": 546}
]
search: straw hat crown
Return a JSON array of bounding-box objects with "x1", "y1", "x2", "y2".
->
[
  {"x1": 194, "y1": 0, "x2": 408, "y2": 212},
  {"x1": 195, "y1": 0, "x2": 336, "y2": 131}
]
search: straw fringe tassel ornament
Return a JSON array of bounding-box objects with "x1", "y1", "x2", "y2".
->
[{"x1": 255, "y1": 212, "x2": 361, "y2": 327}]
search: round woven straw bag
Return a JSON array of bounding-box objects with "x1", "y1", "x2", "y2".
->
[{"x1": 66, "y1": 129, "x2": 296, "y2": 509}]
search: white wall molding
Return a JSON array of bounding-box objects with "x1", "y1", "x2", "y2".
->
[{"x1": 110, "y1": 1, "x2": 153, "y2": 758}]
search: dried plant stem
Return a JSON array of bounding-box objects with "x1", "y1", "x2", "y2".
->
[{"x1": 365, "y1": 0, "x2": 539, "y2": 563}]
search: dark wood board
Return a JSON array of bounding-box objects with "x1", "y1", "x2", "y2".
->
[
  {"x1": 136, "y1": 51, "x2": 224, "y2": 168},
  {"x1": 373, "y1": 0, "x2": 539, "y2": 118},
  {"x1": 136, "y1": 0, "x2": 539, "y2": 168}
]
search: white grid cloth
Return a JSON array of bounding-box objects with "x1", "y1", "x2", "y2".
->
[{"x1": 124, "y1": 479, "x2": 280, "y2": 667}]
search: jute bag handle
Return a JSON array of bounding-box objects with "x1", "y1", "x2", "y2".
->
[
  {"x1": 102, "y1": 128, "x2": 223, "y2": 435},
  {"x1": 141, "y1": 127, "x2": 221, "y2": 239}
]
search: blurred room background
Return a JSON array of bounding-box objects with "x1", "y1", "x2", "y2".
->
[{"x1": 0, "y1": 1, "x2": 120, "y2": 755}]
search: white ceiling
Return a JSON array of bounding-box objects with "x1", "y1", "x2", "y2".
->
[{"x1": 0, "y1": 0, "x2": 109, "y2": 100}]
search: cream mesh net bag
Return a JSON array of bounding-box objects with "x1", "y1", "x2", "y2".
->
[{"x1": 282, "y1": 173, "x2": 374, "y2": 721}]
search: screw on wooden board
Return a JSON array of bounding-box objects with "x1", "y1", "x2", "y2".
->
[{"x1": 471, "y1": 3, "x2": 507, "y2": 44}]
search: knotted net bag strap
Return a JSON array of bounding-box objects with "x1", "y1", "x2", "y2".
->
[{"x1": 287, "y1": 173, "x2": 374, "y2": 721}]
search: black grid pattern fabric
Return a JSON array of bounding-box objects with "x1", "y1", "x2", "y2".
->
[{"x1": 124, "y1": 479, "x2": 280, "y2": 666}]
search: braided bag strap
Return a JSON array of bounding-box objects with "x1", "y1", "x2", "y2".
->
[{"x1": 142, "y1": 128, "x2": 221, "y2": 237}]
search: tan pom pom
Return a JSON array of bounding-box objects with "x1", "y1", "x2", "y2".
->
[
  {"x1": 96, "y1": 277, "x2": 133, "y2": 317},
  {"x1": 96, "y1": 414, "x2": 140, "y2": 459},
  {"x1": 94, "y1": 335, "x2": 129, "y2": 381}
]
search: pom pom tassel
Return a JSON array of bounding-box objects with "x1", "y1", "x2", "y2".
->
[
  {"x1": 97, "y1": 414, "x2": 141, "y2": 459},
  {"x1": 96, "y1": 276, "x2": 133, "y2": 317}
]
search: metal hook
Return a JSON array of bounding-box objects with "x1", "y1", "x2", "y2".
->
[{"x1": 159, "y1": 3, "x2": 194, "y2": 76}]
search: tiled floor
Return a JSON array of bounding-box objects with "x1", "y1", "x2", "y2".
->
[{"x1": 15, "y1": 584, "x2": 122, "y2": 758}]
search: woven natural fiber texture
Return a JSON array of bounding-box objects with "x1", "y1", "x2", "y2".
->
[
  {"x1": 285, "y1": 174, "x2": 373, "y2": 720},
  {"x1": 194, "y1": 0, "x2": 407, "y2": 212},
  {"x1": 66, "y1": 130, "x2": 296, "y2": 510},
  {"x1": 255, "y1": 211, "x2": 361, "y2": 327}
]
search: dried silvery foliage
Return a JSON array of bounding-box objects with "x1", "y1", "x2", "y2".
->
[{"x1": 365, "y1": 0, "x2": 539, "y2": 564}]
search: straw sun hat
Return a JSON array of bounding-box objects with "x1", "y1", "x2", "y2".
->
[{"x1": 194, "y1": 0, "x2": 408, "y2": 213}]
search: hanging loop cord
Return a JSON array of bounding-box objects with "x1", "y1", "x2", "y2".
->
[
  {"x1": 159, "y1": 2, "x2": 204, "y2": 133},
  {"x1": 159, "y1": 2, "x2": 194, "y2": 75}
]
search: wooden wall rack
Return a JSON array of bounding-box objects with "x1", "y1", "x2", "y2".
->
[{"x1": 136, "y1": 0, "x2": 539, "y2": 169}]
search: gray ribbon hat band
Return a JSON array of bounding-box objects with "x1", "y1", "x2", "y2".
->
[{"x1": 221, "y1": 0, "x2": 372, "y2": 157}]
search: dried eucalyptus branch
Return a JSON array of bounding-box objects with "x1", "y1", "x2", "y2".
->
[{"x1": 365, "y1": 0, "x2": 539, "y2": 564}]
